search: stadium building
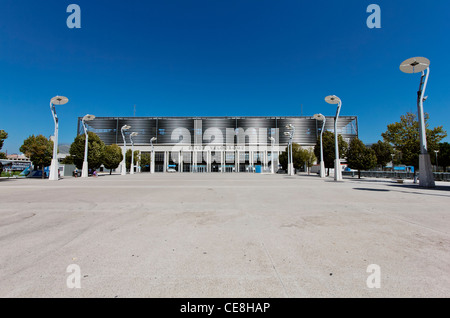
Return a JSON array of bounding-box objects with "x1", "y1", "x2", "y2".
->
[{"x1": 77, "y1": 116, "x2": 358, "y2": 173}]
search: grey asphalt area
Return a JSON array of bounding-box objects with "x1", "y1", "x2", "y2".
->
[{"x1": 0, "y1": 173, "x2": 449, "y2": 298}]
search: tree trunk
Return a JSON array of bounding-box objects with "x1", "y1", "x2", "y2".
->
[
  {"x1": 42, "y1": 166, "x2": 45, "y2": 179},
  {"x1": 110, "y1": 169, "x2": 112, "y2": 175},
  {"x1": 358, "y1": 170, "x2": 361, "y2": 179},
  {"x1": 327, "y1": 168, "x2": 330, "y2": 176}
]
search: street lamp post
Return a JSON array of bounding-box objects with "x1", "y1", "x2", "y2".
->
[
  {"x1": 269, "y1": 137, "x2": 275, "y2": 174},
  {"x1": 325, "y1": 95, "x2": 342, "y2": 181},
  {"x1": 400, "y1": 57, "x2": 435, "y2": 187},
  {"x1": 49, "y1": 96, "x2": 69, "y2": 181},
  {"x1": 285, "y1": 124, "x2": 295, "y2": 175},
  {"x1": 121, "y1": 125, "x2": 131, "y2": 175},
  {"x1": 434, "y1": 150, "x2": 439, "y2": 172},
  {"x1": 150, "y1": 137, "x2": 157, "y2": 174},
  {"x1": 130, "y1": 132, "x2": 138, "y2": 175},
  {"x1": 313, "y1": 114, "x2": 326, "y2": 178},
  {"x1": 81, "y1": 114, "x2": 96, "y2": 178},
  {"x1": 391, "y1": 153, "x2": 395, "y2": 172}
]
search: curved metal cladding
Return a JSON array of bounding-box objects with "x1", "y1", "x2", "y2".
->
[
  {"x1": 278, "y1": 118, "x2": 318, "y2": 146},
  {"x1": 117, "y1": 118, "x2": 157, "y2": 145},
  {"x1": 79, "y1": 117, "x2": 118, "y2": 145},
  {"x1": 201, "y1": 118, "x2": 236, "y2": 145},
  {"x1": 157, "y1": 118, "x2": 194, "y2": 145},
  {"x1": 79, "y1": 116, "x2": 358, "y2": 147},
  {"x1": 237, "y1": 118, "x2": 276, "y2": 145}
]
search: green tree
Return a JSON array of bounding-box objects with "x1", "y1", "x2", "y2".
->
[
  {"x1": 126, "y1": 149, "x2": 140, "y2": 171},
  {"x1": 437, "y1": 142, "x2": 450, "y2": 172},
  {"x1": 299, "y1": 148, "x2": 317, "y2": 175},
  {"x1": 103, "y1": 144, "x2": 123, "y2": 175},
  {"x1": 0, "y1": 130, "x2": 7, "y2": 151},
  {"x1": 20, "y1": 135, "x2": 53, "y2": 178},
  {"x1": 347, "y1": 138, "x2": 377, "y2": 179},
  {"x1": 139, "y1": 152, "x2": 151, "y2": 172},
  {"x1": 0, "y1": 152, "x2": 6, "y2": 159},
  {"x1": 314, "y1": 131, "x2": 348, "y2": 176},
  {"x1": 279, "y1": 143, "x2": 303, "y2": 171},
  {"x1": 371, "y1": 140, "x2": 394, "y2": 169},
  {"x1": 382, "y1": 112, "x2": 447, "y2": 169},
  {"x1": 69, "y1": 132, "x2": 106, "y2": 170}
]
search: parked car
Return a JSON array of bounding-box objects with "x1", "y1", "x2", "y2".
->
[{"x1": 167, "y1": 168, "x2": 177, "y2": 173}]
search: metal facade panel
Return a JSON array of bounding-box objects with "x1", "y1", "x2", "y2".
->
[
  {"x1": 116, "y1": 118, "x2": 156, "y2": 146},
  {"x1": 277, "y1": 118, "x2": 317, "y2": 145},
  {"x1": 78, "y1": 116, "x2": 358, "y2": 147},
  {"x1": 201, "y1": 118, "x2": 236, "y2": 145},
  {"x1": 157, "y1": 118, "x2": 194, "y2": 145}
]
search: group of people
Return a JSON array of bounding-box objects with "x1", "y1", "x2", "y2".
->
[{"x1": 73, "y1": 168, "x2": 98, "y2": 178}]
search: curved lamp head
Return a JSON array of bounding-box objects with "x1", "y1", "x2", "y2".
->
[
  {"x1": 82, "y1": 114, "x2": 96, "y2": 122},
  {"x1": 325, "y1": 95, "x2": 341, "y2": 105},
  {"x1": 285, "y1": 124, "x2": 294, "y2": 130},
  {"x1": 51, "y1": 96, "x2": 69, "y2": 105},
  {"x1": 400, "y1": 57, "x2": 430, "y2": 74},
  {"x1": 313, "y1": 113, "x2": 325, "y2": 121},
  {"x1": 130, "y1": 132, "x2": 139, "y2": 137},
  {"x1": 150, "y1": 137, "x2": 157, "y2": 142},
  {"x1": 269, "y1": 137, "x2": 275, "y2": 142},
  {"x1": 122, "y1": 125, "x2": 131, "y2": 131},
  {"x1": 284, "y1": 132, "x2": 292, "y2": 137}
]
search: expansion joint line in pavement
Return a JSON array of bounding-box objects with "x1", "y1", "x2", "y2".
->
[{"x1": 261, "y1": 242, "x2": 289, "y2": 298}]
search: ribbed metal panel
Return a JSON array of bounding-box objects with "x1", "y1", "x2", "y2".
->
[
  {"x1": 81, "y1": 117, "x2": 118, "y2": 145},
  {"x1": 277, "y1": 118, "x2": 317, "y2": 145},
  {"x1": 157, "y1": 118, "x2": 194, "y2": 145},
  {"x1": 237, "y1": 118, "x2": 276, "y2": 145},
  {"x1": 202, "y1": 118, "x2": 236, "y2": 145},
  {"x1": 115, "y1": 118, "x2": 156, "y2": 146},
  {"x1": 79, "y1": 116, "x2": 358, "y2": 147}
]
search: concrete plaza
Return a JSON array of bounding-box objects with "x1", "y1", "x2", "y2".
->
[{"x1": 0, "y1": 173, "x2": 449, "y2": 298}]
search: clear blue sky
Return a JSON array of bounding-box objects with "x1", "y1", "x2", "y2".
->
[{"x1": 1, "y1": 0, "x2": 449, "y2": 153}]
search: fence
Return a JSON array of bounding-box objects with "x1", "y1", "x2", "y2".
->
[{"x1": 342, "y1": 171, "x2": 450, "y2": 181}]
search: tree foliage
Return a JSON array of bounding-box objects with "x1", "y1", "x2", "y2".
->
[
  {"x1": 140, "y1": 152, "x2": 151, "y2": 172},
  {"x1": 299, "y1": 148, "x2": 316, "y2": 175},
  {"x1": 437, "y1": 142, "x2": 450, "y2": 171},
  {"x1": 279, "y1": 143, "x2": 302, "y2": 171},
  {"x1": 314, "y1": 131, "x2": 349, "y2": 174},
  {"x1": 69, "y1": 132, "x2": 106, "y2": 170},
  {"x1": 103, "y1": 144, "x2": 123, "y2": 174},
  {"x1": 279, "y1": 144, "x2": 317, "y2": 173},
  {"x1": 347, "y1": 138, "x2": 377, "y2": 178},
  {"x1": 371, "y1": 140, "x2": 394, "y2": 168},
  {"x1": 0, "y1": 130, "x2": 8, "y2": 151},
  {"x1": 20, "y1": 135, "x2": 53, "y2": 178},
  {"x1": 126, "y1": 149, "x2": 140, "y2": 171},
  {"x1": 382, "y1": 112, "x2": 447, "y2": 168}
]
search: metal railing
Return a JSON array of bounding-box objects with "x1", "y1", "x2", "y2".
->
[{"x1": 342, "y1": 171, "x2": 450, "y2": 181}]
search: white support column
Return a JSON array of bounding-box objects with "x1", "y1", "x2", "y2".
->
[
  {"x1": 207, "y1": 151, "x2": 211, "y2": 173},
  {"x1": 163, "y1": 151, "x2": 168, "y2": 173}
]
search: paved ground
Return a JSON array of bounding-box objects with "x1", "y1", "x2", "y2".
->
[{"x1": 0, "y1": 173, "x2": 449, "y2": 298}]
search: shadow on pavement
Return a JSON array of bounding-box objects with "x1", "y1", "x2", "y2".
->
[{"x1": 353, "y1": 188, "x2": 390, "y2": 192}]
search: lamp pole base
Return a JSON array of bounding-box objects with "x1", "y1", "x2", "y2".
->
[
  {"x1": 320, "y1": 161, "x2": 326, "y2": 178},
  {"x1": 82, "y1": 161, "x2": 89, "y2": 178},
  {"x1": 49, "y1": 159, "x2": 59, "y2": 181},
  {"x1": 121, "y1": 162, "x2": 127, "y2": 175},
  {"x1": 419, "y1": 153, "x2": 436, "y2": 188},
  {"x1": 334, "y1": 159, "x2": 342, "y2": 181}
]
